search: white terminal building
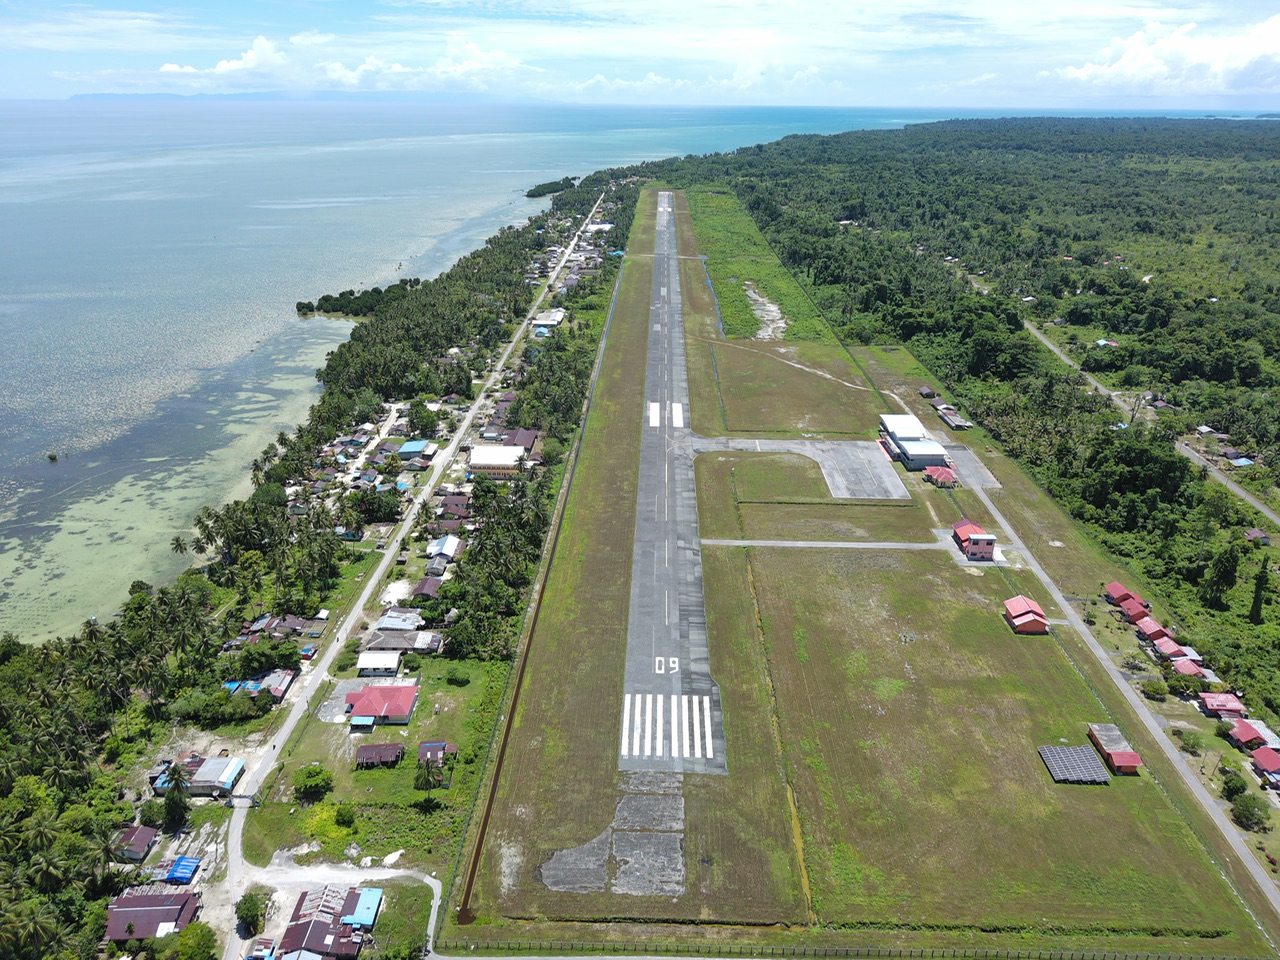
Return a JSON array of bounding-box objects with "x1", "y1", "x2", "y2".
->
[
  {"x1": 469, "y1": 444, "x2": 526, "y2": 479},
  {"x1": 879, "y1": 413, "x2": 950, "y2": 470}
]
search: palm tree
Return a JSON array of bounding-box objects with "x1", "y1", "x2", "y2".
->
[{"x1": 170, "y1": 535, "x2": 188, "y2": 556}]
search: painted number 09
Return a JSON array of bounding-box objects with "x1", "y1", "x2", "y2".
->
[{"x1": 655, "y1": 657, "x2": 679, "y2": 674}]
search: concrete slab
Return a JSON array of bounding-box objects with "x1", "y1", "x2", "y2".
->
[
  {"x1": 946, "y1": 445, "x2": 1001, "y2": 489},
  {"x1": 692, "y1": 437, "x2": 910, "y2": 500}
]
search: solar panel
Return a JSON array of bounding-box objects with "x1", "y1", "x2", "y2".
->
[{"x1": 1039, "y1": 745, "x2": 1111, "y2": 784}]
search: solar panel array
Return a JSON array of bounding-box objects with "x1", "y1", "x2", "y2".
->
[{"x1": 1038, "y1": 745, "x2": 1111, "y2": 784}]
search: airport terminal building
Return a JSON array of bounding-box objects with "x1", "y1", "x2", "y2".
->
[{"x1": 879, "y1": 414, "x2": 950, "y2": 470}]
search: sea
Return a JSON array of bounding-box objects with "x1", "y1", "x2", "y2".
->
[{"x1": 0, "y1": 100, "x2": 1252, "y2": 642}]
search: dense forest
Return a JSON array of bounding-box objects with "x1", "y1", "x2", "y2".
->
[
  {"x1": 636, "y1": 117, "x2": 1280, "y2": 723},
  {"x1": 0, "y1": 172, "x2": 632, "y2": 959}
]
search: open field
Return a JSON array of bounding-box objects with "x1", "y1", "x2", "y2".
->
[
  {"x1": 744, "y1": 544, "x2": 1270, "y2": 952},
  {"x1": 457, "y1": 189, "x2": 656, "y2": 924}
]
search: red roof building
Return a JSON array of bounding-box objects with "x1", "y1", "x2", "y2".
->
[
  {"x1": 1104, "y1": 581, "x2": 1133, "y2": 604},
  {"x1": 1134, "y1": 616, "x2": 1170, "y2": 642},
  {"x1": 1118, "y1": 596, "x2": 1147, "y2": 623},
  {"x1": 114, "y1": 825, "x2": 159, "y2": 863},
  {"x1": 953, "y1": 519, "x2": 996, "y2": 561},
  {"x1": 1086, "y1": 723, "x2": 1142, "y2": 774},
  {"x1": 278, "y1": 886, "x2": 367, "y2": 959},
  {"x1": 1200, "y1": 691, "x2": 1247, "y2": 718},
  {"x1": 1253, "y1": 747, "x2": 1280, "y2": 788},
  {"x1": 1171, "y1": 658, "x2": 1205, "y2": 677},
  {"x1": 1153, "y1": 637, "x2": 1186, "y2": 659},
  {"x1": 1230, "y1": 720, "x2": 1267, "y2": 750},
  {"x1": 1003, "y1": 595, "x2": 1049, "y2": 634},
  {"x1": 344, "y1": 685, "x2": 418, "y2": 726},
  {"x1": 923, "y1": 465, "x2": 959, "y2": 488},
  {"x1": 105, "y1": 887, "x2": 201, "y2": 942}
]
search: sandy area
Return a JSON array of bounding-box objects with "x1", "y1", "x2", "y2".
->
[{"x1": 745, "y1": 282, "x2": 787, "y2": 339}]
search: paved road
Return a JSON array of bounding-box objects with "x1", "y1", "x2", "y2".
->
[
  {"x1": 1022, "y1": 319, "x2": 1280, "y2": 529},
  {"x1": 971, "y1": 482, "x2": 1280, "y2": 939},
  {"x1": 619, "y1": 191, "x2": 726, "y2": 774},
  {"x1": 218, "y1": 195, "x2": 606, "y2": 960}
]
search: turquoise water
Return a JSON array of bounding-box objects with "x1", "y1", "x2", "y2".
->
[{"x1": 0, "y1": 101, "x2": 1241, "y2": 640}]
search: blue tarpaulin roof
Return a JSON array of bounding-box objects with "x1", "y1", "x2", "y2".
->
[
  {"x1": 341, "y1": 888, "x2": 383, "y2": 928},
  {"x1": 399, "y1": 440, "x2": 428, "y2": 457},
  {"x1": 166, "y1": 857, "x2": 201, "y2": 884}
]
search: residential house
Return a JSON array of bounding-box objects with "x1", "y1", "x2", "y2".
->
[
  {"x1": 356, "y1": 650, "x2": 401, "y2": 677},
  {"x1": 922, "y1": 465, "x2": 958, "y2": 488},
  {"x1": 1252, "y1": 747, "x2": 1280, "y2": 788},
  {"x1": 1200, "y1": 691, "x2": 1248, "y2": 719},
  {"x1": 1003, "y1": 595, "x2": 1049, "y2": 634},
  {"x1": 411, "y1": 576, "x2": 443, "y2": 600},
  {"x1": 114, "y1": 825, "x2": 158, "y2": 864},
  {"x1": 1246, "y1": 528, "x2": 1272, "y2": 546},
  {"x1": 278, "y1": 886, "x2": 382, "y2": 960},
  {"x1": 952, "y1": 519, "x2": 996, "y2": 561},
  {"x1": 105, "y1": 886, "x2": 201, "y2": 942},
  {"x1": 345, "y1": 685, "x2": 419, "y2": 727},
  {"x1": 355, "y1": 744, "x2": 404, "y2": 769},
  {"x1": 1134, "y1": 616, "x2": 1171, "y2": 643},
  {"x1": 917, "y1": 385, "x2": 939, "y2": 398}
]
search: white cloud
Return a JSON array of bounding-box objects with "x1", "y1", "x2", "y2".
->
[
  {"x1": 159, "y1": 63, "x2": 197, "y2": 73},
  {"x1": 1053, "y1": 15, "x2": 1280, "y2": 93},
  {"x1": 0, "y1": 9, "x2": 214, "y2": 52},
  {"x1": 427, "y1": 35, "x2": 528, "y2": 82},
  {"x1": 212, "y1": 36, "x2": 288, "y2": 74}
]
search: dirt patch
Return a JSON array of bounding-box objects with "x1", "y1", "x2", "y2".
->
[{"x1": 745, "y1": 282, "x2": 786, "y2": 340}]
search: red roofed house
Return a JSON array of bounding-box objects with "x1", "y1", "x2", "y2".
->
[
  {"x1": 952, "y1": 519, "x2": 997, "y2": 561},
  {"x1": 1118, "y1": 596, "x2": 1148, "y2": 623},
  {"x1": 1200, "y1": 691, "x2": 1247, "y2": 719},
  {"x1": 923, "y1": 465, "x2": 959, "y2": 489},
  {"x1": 1171, "y1": 658, "x2": 1206, "y2": 678},
  {"x1": 1003, "y1": 595, "x2": 1049, "y2": 634},
  {"x1": 1252, "y1": 747, "x2": 1280, "y2": 788},
  {"x1": 1134, "y1": 616, "x2": 1170, "y2": 643},
  {"x1": 1153, "y1": 637, "x2": 1186, "y2": 660},
  {"x1": 106, "y1": 886, "x2": 201, "y2": 942},
  {"x1": 1230, "y1": 720, "x2": 1268, "y2": 750},
  {"x1": 1104, "y1": 581, "x2": 1132, "y2": 604},
  {"x1": 344, "y1": 684, "x2": 419, "y2": 727},
  {"x1": 114, "y1": 825, "x2": 159, "y2": 864},
  {"x1": 1087, "y1": 723, "x2": 1143, "y2": 775}
]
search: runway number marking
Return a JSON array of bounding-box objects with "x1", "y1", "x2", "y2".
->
[{"x1": 655, "y1": 656, "x2": 679, "y2": 674}]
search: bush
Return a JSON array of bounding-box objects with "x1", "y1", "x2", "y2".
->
[
  {"x1": 1232, "y1": 792, "x2": 1272, "y2": 832},
  {"x1": 334, "y1": 637, "x2": 361, "y2": 673},
  {"x1": 293, "y1": 765, "x2": 334, "y2": 803},
  {"x1": 1215, "y1": 719, "x2": 1238, "y2": 739},
  {"x1": 139, "y1": 798, "x2": 165, "y2": 829},
  {"x1": 235, "y1": 891, "x2": 266, "y2": 935},
  {"x1": 1221, "y1": 770, "x2": 1249, "y2": 801},
  {"x1": 445, "y1": 664, "x2": 470, "y2": 687},
  {"x1": 335, "y1": 803, "x2": 356, "y2": 828},
  {"x1": 402, "y1": 652, "x2": 422, "y2": 674},
  {"x1": 1174, "y1": 729, "x2": 1207, "y2": 756},
  {"x1": 1140, "y1": 678, "x2": 1168, "y2": 701}
]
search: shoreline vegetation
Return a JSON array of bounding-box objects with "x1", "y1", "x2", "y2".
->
[{"x1": 0, "y1": 168, "x2": 636, "y2": 960}]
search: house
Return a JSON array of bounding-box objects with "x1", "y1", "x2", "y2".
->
[
  {"x1": 1003, "y1": 595, "x2": 1049, "y2": 634},
  {"x1": 366, "y1": 630, "x2": 443, "y2": 654},
  {"x1": 419, "y1": 740, "x2": 459, "y2": 768},
  {"x1": 345, "y1": 685, "x2": 419, "y2": 727},
  {"x1": 917, "y1": 385, "x2": 939, "y2": 398},
  {"x1": 1252, "y1": 747, "x2": 1280, "y2": 788},
  {"x1": 355, "y1": 743, "x2": 404, "y2": 769},
  {"x1": 1229, "y1": 719, "x2": 1280, "y2": 750},
  {"x1": 356, "y1": 650, "x2": 401, "y2": 677},
  {"x1": 411, "y1": 576, "x2": 443, "y2": 599},
  {"x1": 1171, "y1": 658, "x2": 1207, "y2": 679},
  {"x1": 375, "y1": 608, "x2": 424, "y2": 632},
  {"x1": 533, "y1": 307, "x2": 565, "y2": 329},
  {"x1": 1104, "y1": 581, "x2": 1134, "y2": 604},
  {"x1": 114, "y1": 825, "x2": 159, "y2": 863},
  {"x1": 425, "y1": 556, "x2": 449, "y2": 578},
  {"x1": 246, "y1": 936, "x2": 278, "y2": 959},
  {"x1": 1118, "y1": 596, "x2": 1148, "y2": 623},
  {"x1": 1245, "y1": 528, "x2": 1272, "y2": 546},
  {"x1": 1087, "y1": 723, "x2": 1143, "y2": 775},
  {"x1": 1152, "y1": 637, "x2": 1186, "y2": 660},
  {"x1": 952, "y1": 519, "x2": 996, "y2": 561},
  {"x1": 1152, "y1": 400, "x2": 1177, "y2": 412},
  {"x1": 1200, "y1": 691, "x2": 1248, "y2": 719},
  {"x1": 1222, "y1": 447, "x2": 1245, "y2": 461},
  {"x1": 105, "y1": 886, "x2": 201, "y2": 942},
  {"x1": 1134, "y1": 616, "x2": 1170, "y2": 643},
  {"x1": 152, "y1": 754, "x2": 245, "y2": 797},
  {"x1": 149, "y1": 856, "x2": 201, "y2": 885},
  {"x1": 278, "y1": 886, "x2": 382, "y2": 959},
  {"x1": 923, "y1": 465, "x2": 959, "y2": 488},
  {"x1": 879, "y1": 414, "x2": 949, "y2": 470},
  {"x1": 470, "y1": 444, "x2": 526, "y2": 479},
  {"x1": 504, "y1": 427, "x2": 540, "y2": 455},
  {"x1": 426, "y1": 534, "x2": 464, "y2": 561}
]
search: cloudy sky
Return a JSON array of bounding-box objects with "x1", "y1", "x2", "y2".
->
[{"x1": 2, "y1": 0, "x2": 1279, "y2": 106}]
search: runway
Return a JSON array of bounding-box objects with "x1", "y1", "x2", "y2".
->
[{"x1": 619, "y1": 191, "x2": 727, "y2": 774}]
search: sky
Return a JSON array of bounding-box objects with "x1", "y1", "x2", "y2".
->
[{"x1": 2, "y1": 0, "x2": 1279, "y2": 107}]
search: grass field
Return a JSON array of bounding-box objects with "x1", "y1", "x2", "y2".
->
[{"x1": 743, "y1": 545, "x2": 1269, "y2": 952}]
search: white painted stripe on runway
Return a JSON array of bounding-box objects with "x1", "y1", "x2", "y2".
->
[
  {"x1": 620, "y1": 694, "x2": 631, "y2": 758},
  {"x1": 644, "y1": 694, "x2": 653, "y2": 757},
  {"x1": 703, "y1": 696, "x2": 714, "y2": 759},
  {"x1": 692, "y1": 695, "x2": 703, "y2": 758},
  {"x1": 671, "y1": 695, "x2": 679, "y2": 759},
  {"x1": 657, "y1": 694, "x2": 664, "y2": 758},
  {"x1": 653, "y1": 323, "x2": 661, "y2": 331},
  {"x1": 672, "y1": 403, "x2": 684, "y2": 429},
  {"x1": 648, "y1": 402, "x2": 660, "y2": 427},
  {"x1": 632, "y1": 696, "x2": 642, "y2": 757},
  {"x1": 661, "y1": 286, "x2": 667, "y2": 297},
  {"x1": 681, "y1": 695, "x2": 691, "y2": 758}
]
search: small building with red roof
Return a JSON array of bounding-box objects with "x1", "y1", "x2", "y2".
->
[
  {"x1": 1171, "y1": 658, "x2": 1206, "y2": 678},
  {"x1": 1134, "y1": 616, "x2": 1170, "y2": 643},
  {"x1": 1152, "y1": 637, "x2": 1186, "y2": 660},
  {"x1": 1199, "y1": 691, "x2": 1247, "y2": 719},
  {"x1": 344, "y1": 684, "x2": 419, "y2": 727},
  {"x1": 923, "y1": 465, "x2": 958, "y2": 489},
  {"x1": 953, "y1": 519, "x2": 997, "y2": 561},
  {"x1": 1087, "y1": 723, "x2": 1143, "y2": 775},
  {"x1": 1104, "y1": 581, "x2": 1133, "y2": 604},
  {"x1": 1003, "y1": 595, "x2": 1049, "y2": 634},
  {"x1": 1252, "y1": 747, "x2": 1280, "y2": 788},
  {"x1": 1118, "y1": 596, "x2": 1147, "y2": 623},
  {"x1": 1230, "y1": 720, "x2": 1267, "y2": 750}
]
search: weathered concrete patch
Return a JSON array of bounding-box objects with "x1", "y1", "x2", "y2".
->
[
  {"x1": 612, "y1": 831, "x2": 685, "y2": 896},
  {"x1": 613, "y1": 793, "x2": 684, "y2": 832},
  {"x1": 539, "y1": 828, "x2": 610, "y2": 893}
]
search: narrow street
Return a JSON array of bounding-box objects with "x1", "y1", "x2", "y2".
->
[{"x1": 216, "y1": 194, "x2": 605, "y2": 960}]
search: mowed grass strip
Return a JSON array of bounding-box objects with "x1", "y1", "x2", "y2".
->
[
  {"x1": 746, "y1": 545, "x2": 1267, "y2": 951},
  {"x1": 466, "y1": 189, "x2": 658, "y2": 921}
]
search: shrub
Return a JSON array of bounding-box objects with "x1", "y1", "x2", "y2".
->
[
  {"x1": 1215, "y1": 719, "x2": 1237, "y2": 739},
  {"x1": 1174, "y1": 729, "x2": 1206, "y2": 756},
  {"x1": 335, "y1": 803, "x2": 357, "y2": 828},
  {"x1": 293, "y1": 765, "x2": 334, "y2": 803},
  {"x1": 1140, "y1": 678, "x2": 1168, "y2": 701},
  {"x1": 1232, "y1": 793, "x2": 1272, "y2": 832},
  {"x1": 235, "y1": 891, "x2": 266, "y2": 935},
  {"x1": 1221, "y1": 771, "x2": 1249, "y2": 801},
  {"x1": 402, "y1": 652, "x2": 422, "y2": 674},
  {"x1": 445, "y1": 665, "x2": 470, "y2": 687},
  {"x1": 139, "y1": 798, "x2": 165, "y2": 829}
]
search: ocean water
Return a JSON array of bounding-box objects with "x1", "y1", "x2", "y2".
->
[{"x1": 0, "y1": 101, "x2": 1237, "y2": 641}]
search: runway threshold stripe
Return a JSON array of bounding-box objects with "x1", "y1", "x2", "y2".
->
[
  {"x1": 643, "y1": 694, "x2": 653, "y2": 757},
  {"x1": 672, "y1": 403, "x2": 684, "y2": 429},
  {"x1": 632, "y1": 696, "x2": 643, "y2": 758},
  {"x1": 692, "y1": 695, "x2": 703, "y2": 758},
  {"x1": 681, "y1": 695, "x2": 691, "y2": 758},
  {"x1": 620, "y1": 694, "x2": 631, "y2": 758},
  {"x1": 656, "y1": 695, "x2": 664, "y2": 758},
  {"x1": 648, "y1": 402, "x2": 660, "y2": 427},
  {"x1": 671, "y1": 695, "x2": 679, "y2": 759},
  {"x1": 703, "y1": 696, "x2": 714, "y2": 759}
]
